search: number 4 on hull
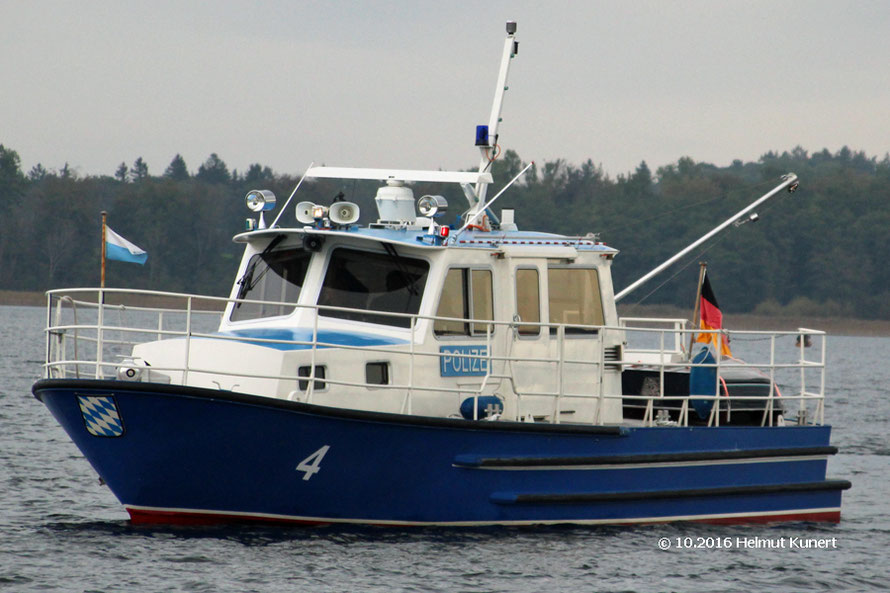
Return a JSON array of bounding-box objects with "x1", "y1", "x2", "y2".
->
[{"x1": 296, "y1": 445, "x2": 330, "y2": 481}]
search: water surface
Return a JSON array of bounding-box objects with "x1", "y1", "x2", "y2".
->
[{"x1": 2, "y1": 306, "x2": 887, "y2": 592}]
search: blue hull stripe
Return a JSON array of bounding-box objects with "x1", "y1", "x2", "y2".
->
[{"x1": 215, "y1": 328, "x2": 408, "y2": 351}]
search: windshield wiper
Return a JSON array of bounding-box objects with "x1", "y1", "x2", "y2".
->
[
  {"x1": 235, "y1": 234, "x2": 286, "y2": 306},
  {"x1": 381, "y1": 242, "x2": 420, "y2": 297}
]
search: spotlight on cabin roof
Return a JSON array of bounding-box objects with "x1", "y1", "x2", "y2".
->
[
  {"x1": 245, "y1": 189, "x2": 276, "y2": 212},
  {"x1": 245, "y1": 190, "x2": 277, "y2": 229},
  {"x1": 417, "y1": 195, "x2": 448, "y2": 218}
]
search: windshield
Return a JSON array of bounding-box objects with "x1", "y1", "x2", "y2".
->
[
  {"x1": 230, "y1": 247, "x2": 312, "y2": 321},
  {"x1": 317, "y1": 247, "x2": 429, "y2": 328}
]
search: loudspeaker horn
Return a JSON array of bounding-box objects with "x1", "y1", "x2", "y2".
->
[
  {"x1": 296, "y1": 201, "x2": 317, "y2": 225},
  {"x1": 329, "y1": 201, "x2": 360, "y2": 225}
]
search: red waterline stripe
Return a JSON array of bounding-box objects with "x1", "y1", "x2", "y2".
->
[{"x1": 126, "y1": 507, "x2": 841, "y2": 527}]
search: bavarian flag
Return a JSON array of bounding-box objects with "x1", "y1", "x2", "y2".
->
[
  {"x1": 695, "y1": 271, "x2": 732, "y2": 357},
  {"x1": 106, "y1": 226, "x2": 148, "y2": 265}
]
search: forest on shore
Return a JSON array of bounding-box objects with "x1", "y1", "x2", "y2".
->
[{"x1": 1, "y1": 144, "x2": 888, "y2": 318}]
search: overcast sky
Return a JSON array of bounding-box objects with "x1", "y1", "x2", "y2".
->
[{"x1": 2, "y1": 1, "x2": 888, "y2": 179}]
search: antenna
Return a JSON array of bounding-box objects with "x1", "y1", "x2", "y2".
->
[{"x1": 270, "y1": 162, "x2": 314, "y2": 228}]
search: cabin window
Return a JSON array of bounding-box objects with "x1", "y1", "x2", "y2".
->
[
  {"x1": 434, "y1": 268, "x2": 465, "y2": 335},
  {"x1": 298, "y1": 365, "x2": 326, "y2": 391},
  {"x1": 434, "y1": 268, "x2": 494, "y2": 336},
  {"x1": 230, "y1": 248, "x2": 311, "y2": 322},
  {"x1": 515, "y1": 268, "x2": 540, "y2": 336},
  {"x1": 365, "y1": 362, "x2": 390, "y2": 385},
  {"x1": 318, "y1": 247, "x2": 429, "y2": 328},
  {"x1": 547, "y1": 268, "x2": 604, "y2": 334}
]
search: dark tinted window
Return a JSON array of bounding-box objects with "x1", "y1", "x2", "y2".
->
[
  {"x1": 298, "y1": 365, "x2": 326, "y2": 391},
  {"x1": 365, "y1": 362, "x2": 390, "y2": 385},
  {"x1": 318, "y1": 248, "x2": 429, "y2": 328}
]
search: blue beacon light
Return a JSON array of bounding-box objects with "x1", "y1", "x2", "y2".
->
[{"x1": 475, "y1": 125, "x2": 490, "y2": 146}]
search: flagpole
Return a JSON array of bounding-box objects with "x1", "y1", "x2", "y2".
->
[
  {"x1": 101, "y1": 211, "x2": 107, "y2": 289},
  {"x1": 689, "y1": 262, "x2": 707, "y2": 356}
]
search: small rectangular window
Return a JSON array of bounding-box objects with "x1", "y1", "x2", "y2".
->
[
  {"x1": 365, "y1": 362, "x2": 390, "y2": 385},
  {"x1": 470, "y1": 269, "x2": 493, "y2": 336},
  {"x1": 298, "y1": 365, "x2": 326, "y2": 391},
  {"x1": 516, "y1": 268, "x2": 540, "y2": 336}
]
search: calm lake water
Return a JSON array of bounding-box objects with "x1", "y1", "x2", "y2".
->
[{"x1": 1, "y1": 305, "x2": 888, "y2": 592}]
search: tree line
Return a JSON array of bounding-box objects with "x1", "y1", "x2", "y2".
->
[{"x1": 1, "y1": 144, "x2": 889, "y2": 318}]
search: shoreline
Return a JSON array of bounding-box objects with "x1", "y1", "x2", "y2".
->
[
  {"x1": 4, "y1": 290, "x2": 889, "y2": 337},
  {"x1": 619, "y1": 305, "x2": 890, "y2": 337},
  {"x1": 1, "y1": 290, "x2": 47, "y2": 307}
]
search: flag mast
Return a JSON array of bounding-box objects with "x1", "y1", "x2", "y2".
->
[
  {"x1": 689, "y1": 262, "x2": 707, "y2": 355},
  {"x1": 101, "y1": 211, "x2": 107, "y2": 289}
]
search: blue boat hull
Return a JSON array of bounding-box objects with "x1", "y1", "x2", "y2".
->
[{"x1": 32, "y1": 379, "x2": 849, "y2": 526}]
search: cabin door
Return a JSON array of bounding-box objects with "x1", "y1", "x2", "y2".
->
[
  {"x1": 547, "y1": 264, "x2": 623, "y2": 423},
  {"x1": 506, "y1": 261, "x2": 613, "y2": 423},
  {"x1": 504, "y1": 262, "x2": 555, "y2": 420}
]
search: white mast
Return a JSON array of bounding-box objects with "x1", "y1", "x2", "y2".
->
[{"x1": 467, "y1": 21, "x2": 519, "y2": 216}]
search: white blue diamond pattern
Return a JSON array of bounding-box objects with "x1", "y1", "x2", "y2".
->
[{"x1": 77, "y1": 396, "x2": 124, "y2": 437}]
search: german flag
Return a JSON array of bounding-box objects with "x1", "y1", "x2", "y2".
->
[{"x1": 695, "y1": 272, "x2": 732, "y2": 357}]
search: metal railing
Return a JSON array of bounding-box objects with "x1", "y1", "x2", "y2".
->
[{"x1": 43, "y1": 288, "x2": 827, "y2": 427}]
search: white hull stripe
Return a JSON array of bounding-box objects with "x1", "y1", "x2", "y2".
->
[{"x1": 453, "y1": 454, "x2": 832, "y2": 471}]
